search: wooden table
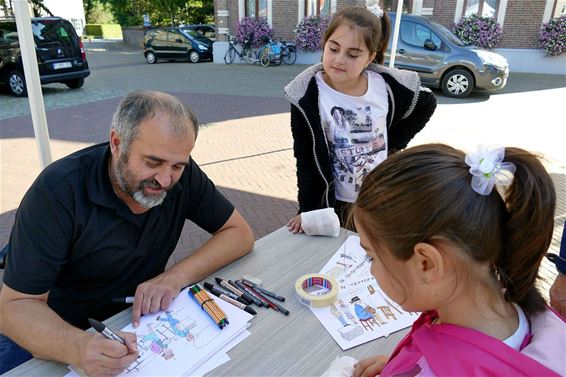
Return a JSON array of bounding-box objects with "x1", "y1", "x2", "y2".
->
[{"x1": 6, "y1": 227, "x2": 409, "y2": 376}]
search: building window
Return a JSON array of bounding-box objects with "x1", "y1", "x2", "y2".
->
[
  {"x1": 383, "y1": 0, "x2": 414, "y2": 13},
  {"x1": 552, "y1": 0, "x2": 566, "y2": 17},
  {"x1": 305, "y1": 0, "x2": 331, "y2": 17},
  {"x1": 463, "y1": 0, "x2": 499, "y2": 17},
  {"x1": 246, "y1": 0, "x2": 267, "y2": 18}
]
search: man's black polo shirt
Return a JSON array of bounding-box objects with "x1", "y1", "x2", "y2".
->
[{"x1": 3, "y1": 143, "x2": 234, "y2": 329}]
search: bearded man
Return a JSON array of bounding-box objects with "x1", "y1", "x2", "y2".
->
[{"x1": 0, "y1": 91, "x2": 254, "y2": 375}]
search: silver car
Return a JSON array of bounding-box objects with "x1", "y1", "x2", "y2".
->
[{"x1": 385, "y1": 12, "x2": 509, "y2": 98}]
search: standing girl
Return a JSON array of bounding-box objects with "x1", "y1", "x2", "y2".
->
[
  {"x1": 285, "y1": 6, "x2": 436, "y2": 232},
  {"x1": 348, "y1": 143, "x2": 564, "y2": 376}
]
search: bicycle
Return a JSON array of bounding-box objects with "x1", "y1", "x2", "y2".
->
[
  {"x1": 257, "y1": 36, "x2": 283, "y2": 67},
  {"x1": 279, "y1": 40, "x2": 297, "y2": 65},
  {"x1": 224, "y1": 33, "x2": 266, "y2": 65}
]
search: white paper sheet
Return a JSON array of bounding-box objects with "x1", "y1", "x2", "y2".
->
[
  {"x1": 67, "y1": 287, "x2": 253, "y2": 376},
  {"x1": 311, "y1": 235, "x2": 418, "y2": 350}
]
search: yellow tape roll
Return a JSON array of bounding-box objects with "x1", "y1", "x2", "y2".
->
[{"x1": 295, "y1": 274, "x2": 339, "y2": 308}]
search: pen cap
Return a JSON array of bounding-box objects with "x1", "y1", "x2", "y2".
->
[{"x1": 88, "y1": 318, "x2": 104, "y2": 332}]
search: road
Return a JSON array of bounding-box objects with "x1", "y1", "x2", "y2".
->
[{"x1": 1, "y1": 40, "x2": 565, "y2": 294}]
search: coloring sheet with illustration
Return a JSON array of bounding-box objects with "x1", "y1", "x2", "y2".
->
[
  {"x1": 70, "y1": 287, "x2": 254, "y2": 377},
  {"x1": 311, "y1": 235, "x2": 418, "y2": 350},
  {"x1": 65, "y1": 330, "x2": 251, "y2": 377}
]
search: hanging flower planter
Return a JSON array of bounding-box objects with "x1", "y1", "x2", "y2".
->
[
  {"x1": 294, "y1": 16, "x2": 330, "y2": 52},
  {"x1": 453, "y1": 14, "x2": 502, "y2": 49},
  {"x1": 538, "y1": 16, "x2": 566, "y2": 57}
]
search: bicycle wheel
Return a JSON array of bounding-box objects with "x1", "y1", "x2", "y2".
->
[
  {"x1": 259, "y1": 49, "x2": 270, "y2": 67},
  {"x1": 242, "y1": 47, "x2": 254, "y2": 64},
  {"x1": 283, "y1": 49, "x2": 297, "y2": 65},
  {"x1": 224, "y1": 46, "x2": 236, "y2": 64}
]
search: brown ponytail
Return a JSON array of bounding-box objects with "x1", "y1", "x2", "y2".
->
[
  {"x1": 353, "y1": 144, "x2": 555, "y2": 316},
  {"x1": 496, "y1": 148, "x2": 556, "y2": 316},
  {"x1": 374, "y1": 11, "x2": 390, "y2": 64}
]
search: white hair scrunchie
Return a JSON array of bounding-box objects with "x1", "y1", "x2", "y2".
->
[
  {"x1": 367, "y1": 4, "x2": 384, "y2": 18},
  {"x1": 464, "y1": 145, "x2": 516, "y2": 196}
]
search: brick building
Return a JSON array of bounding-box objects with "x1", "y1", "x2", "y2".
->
[{"x1": 213, "y1": 0, "x2": 566, "y2": 73}]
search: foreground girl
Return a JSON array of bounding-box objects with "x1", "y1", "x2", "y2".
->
[{"x1": 350, "y1": 144, "x2": 564, "y2": 376}]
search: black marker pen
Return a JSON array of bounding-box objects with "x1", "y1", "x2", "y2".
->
[
  {"x1": 112, "y1": 296, "x2": 135, "y2": 304},
  {"x1": 88, "y1": 318, "x2": 125, "y2": 345}
]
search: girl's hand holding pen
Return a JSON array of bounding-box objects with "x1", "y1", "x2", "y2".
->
[{"x1": 78, "y1": 330, "x2": 138, "y2": 377}]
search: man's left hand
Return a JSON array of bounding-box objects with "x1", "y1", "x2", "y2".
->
[{"x1": 131, "y1": 274, "x2": 183, "y2": 327}]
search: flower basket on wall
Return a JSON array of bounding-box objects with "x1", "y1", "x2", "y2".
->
[
  {"x1": 538, "y1": 16, "x2": 566, "y2": 57},
  {"x1": 236, "y1": 17, "x2": 273, "y2": 48},
  {"x1": 453, "y1": 14, "x2": 502, "y2": 49},
  {"x1": 295, "y1": 16, "x2": 330, "y2": 52}
]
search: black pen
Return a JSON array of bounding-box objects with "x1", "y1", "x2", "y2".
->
[
  {"x1": 233, "y1": 280, "x2": 265, "y2": 307},
  {"x1": 88, "y1": 318, "x2": 125, "y2": 344},
  {"x1": 227, "y1": 279, "x2": 257, "y2": 305},
  {"x1": 254, "y1": 289, "x2": 290, "y2": 316},
  {"x1": 214, "y1": 277, "x2": 253, "y2": 305},
  {"x1": 112, "y1": 296, "x2": 134, "y2": 304},
  {"x1": 242, "y1": 279, "x2": 286, "y2": 302},
  {"x1": 203, "y1": 282, "x2": 248, "y2": 305},
  {"x1": 204, "y1": 284, "x2": 257, "y2": 315}
]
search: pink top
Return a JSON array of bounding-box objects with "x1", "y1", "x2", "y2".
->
[{"x1": 380, "y1": 308, "x2": 565, "y2": 377}]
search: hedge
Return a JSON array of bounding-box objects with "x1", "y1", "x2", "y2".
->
[{"x1": 85, "y1": 24, "x2": 123, "y2": 39}]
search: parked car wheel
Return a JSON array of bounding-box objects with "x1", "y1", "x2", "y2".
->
[
  {"x1": 441, "y1": 69, "x2": 475, "y2": 98},
  {"x1": 189, "y1": 50, "x2": 200, "y2": 63},
  {"x1": 145, "y1": 51, "x2": 157, "y2": 64},
  {"x1": 64, "y1": 78, "x2": 84, "y2": 89},
  {"x1": 8, "y1": 70, "x2": 27, "y2": 97}
]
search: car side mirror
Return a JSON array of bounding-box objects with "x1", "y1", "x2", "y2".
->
[
  {"x1": 424, "y1": 39, "x2": 437, "y2": 51},
  {"x1": 175, "y1": 38, "x2": 183, "y2": 43}
]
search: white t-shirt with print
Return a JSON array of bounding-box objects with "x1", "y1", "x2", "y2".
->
[{"x1": 316, "y1": 70, "x2": 389, "y2": 203}]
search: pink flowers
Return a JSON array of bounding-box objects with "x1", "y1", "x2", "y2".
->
[
  {"x1": 538, "y1": 16, "x2": 565, "y2": 56},
  {"x1": 453, "y1": 14, "x2": 502, "y2": 49},
  {"x1": 295, "y1": 16, "x2": 329, "y2": 52},
  {"x1": 236, "y1": 17, "x2": 273, "y2": 48}
]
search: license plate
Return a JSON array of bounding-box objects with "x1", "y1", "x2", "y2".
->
[{"x1": 53, "y1": 62, "x2": 72, "y2": 69}]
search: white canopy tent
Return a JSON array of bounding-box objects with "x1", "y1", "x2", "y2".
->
[
  {"x1": 388, "y1": 0, "x2": 404, "y2": 68},
  {"x1": 13, "y1": 0, "x2": 52, "y2": 168}
]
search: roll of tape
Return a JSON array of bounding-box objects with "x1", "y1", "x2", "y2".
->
[{"x1": 295, "y1": 274, "x2": 339, "y2": 308}]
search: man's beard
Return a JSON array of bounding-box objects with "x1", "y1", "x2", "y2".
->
[{"x1": 114, "y1": 152, "x2": 172, "y2": 209}]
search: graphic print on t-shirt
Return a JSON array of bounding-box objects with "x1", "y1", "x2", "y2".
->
[
  {"x1": 316, "y1": 70, "x2": 389, "y2": 203},
  {"x1": 326, "y1": 104, "x2": 387, "y2": 201}
]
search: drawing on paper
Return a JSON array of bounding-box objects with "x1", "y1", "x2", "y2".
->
[
  {"x1": 125, "y1": 309, "x2": 203, "y2": 373},
  {"x1": 114, "y1": 288, "x2": 253, "y2": 377},
  {"x1": 311, "y1": 235, "x2": 419, "y2": 350}
]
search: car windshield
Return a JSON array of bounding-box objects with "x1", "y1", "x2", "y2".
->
[{"x1": 431, "y1": 21, "x2": 465, "y2": 46}]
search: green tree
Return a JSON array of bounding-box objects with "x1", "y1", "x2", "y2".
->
[
  {"x1": 85, "y1": 1, "x2": 115, "y2": 24},
  {"x1": 96, "y1": 0, "x2": 213, "y2": 27},
  {"x1": 29, "y1": 0, "x2": 53, "y2": 17},
  {"x1": 0, "y1": 0, "x2": 53, "y2": 17}
]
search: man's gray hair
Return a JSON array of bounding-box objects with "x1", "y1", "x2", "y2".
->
[{"x1": 111, "y1": 91, "x2": 199, "y2": 153}]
